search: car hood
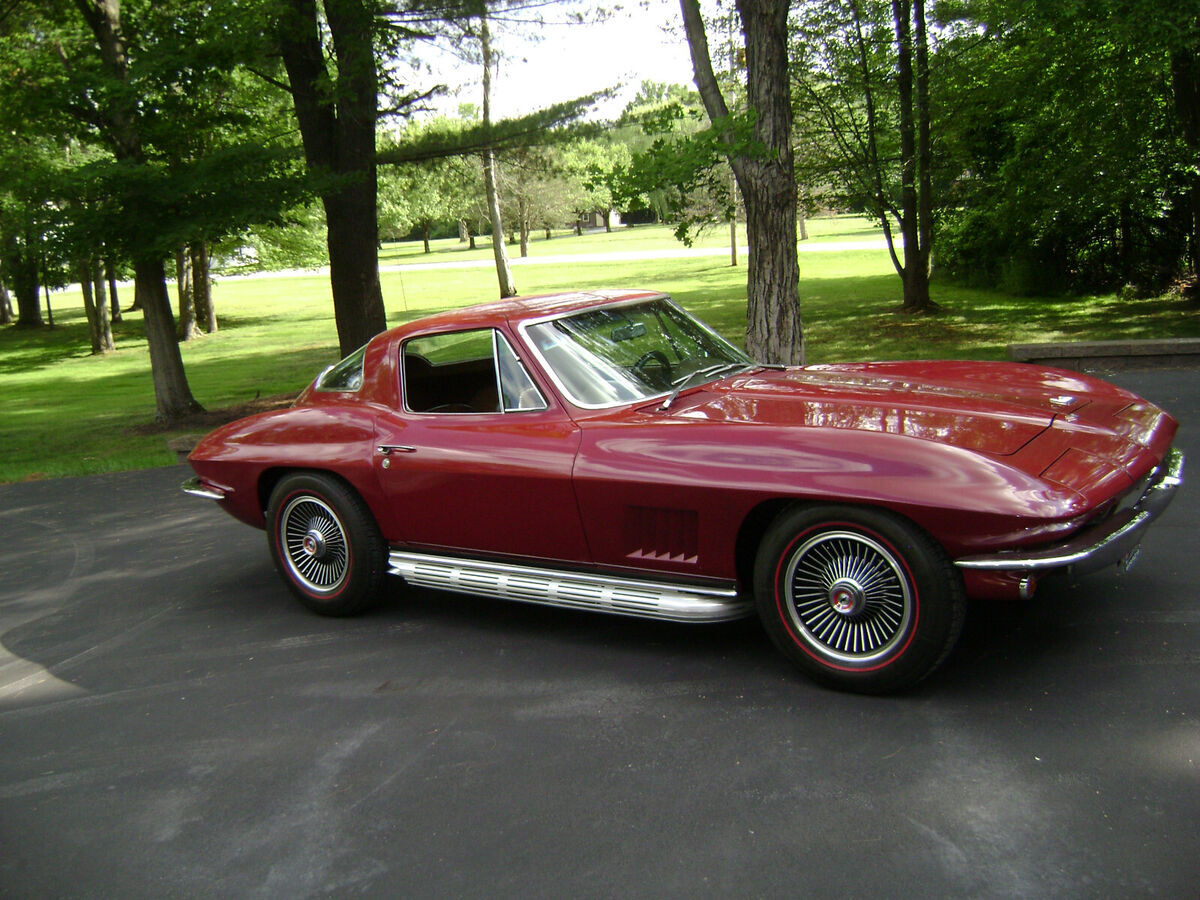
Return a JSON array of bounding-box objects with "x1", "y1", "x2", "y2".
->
[{"x1": 669, "y1": 361, "x2": 1117, "y2": 456}]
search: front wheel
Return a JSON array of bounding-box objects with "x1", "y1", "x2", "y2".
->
[
  {"x1": 266, "y1": 472, "x2": 387, "y2": 616},
  {"x1": 754, "y1": 505, "x2": 965, "y2": 694}
]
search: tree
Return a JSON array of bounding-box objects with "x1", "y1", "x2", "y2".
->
[
  {"x1": 891, "y1": 0, "x2": 934, "y2": 312},
  {"x1": 0, "y1": 160, "x2": 47, "y2": 328},
  {"x1": 274, "y1": 0, "x2": 605, "y2": 348},
  {"x1": 275, "y1": 0, "x2": 394, "y2": 356},
  {"x1": 792, "y1": 0, "x2": 936, "y2": 312},
  {"x1": 610, "y1": 89, "x2": 740, "y2": 242},
  {"x1": 932, "y1": 0, "x2": 1199, "y2": 296},
  {"x1": 71, "y1": 0, "x2": 202, "y2": 419},
  {"x1": 561, "y1": 139, "x2": 630, "y2": 233},
  {"x1": 679, "y1": 0, "x2": 804, "y2": 364},
  {"x1": 0, "y1": 0, "x2": 312, "y2": 417},
  {"x1": 479, "y1": 10, "x2": 517, "y2": 295},
  {"x1": 378, "y1": 131, "x2": 464, "y2": 252},
  {"x1": 0, "y1": 275, "x2": 12, "y2": 325},
  {"x1": 79, "y1": 258, "x2": 115, "y2": 354}
]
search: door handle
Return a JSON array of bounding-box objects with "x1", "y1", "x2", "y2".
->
[{"x1": 377, "y1": 445, "x2": 416, "y2": 455}]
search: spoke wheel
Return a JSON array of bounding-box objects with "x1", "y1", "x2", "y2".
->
[
  {"x1": 267, "y1": 473, "x2": 386, "y2": 616},
  {"x1": 279, "y1": 495, "x2": 350, "y2": 594},
  {"x1": 784, "y1": 530, "x2": 912, "y2": 665},
  {"x1": 754, "y1": 505, "x2": 965, "y2": 694}
]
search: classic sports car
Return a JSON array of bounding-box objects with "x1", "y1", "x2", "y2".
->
[{"x1": 184, "y1": 289, "x2": 1184, "y2": 693}]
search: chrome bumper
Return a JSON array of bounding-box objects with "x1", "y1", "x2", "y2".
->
[
  {"x1": 181, "y1": 475, "x2": 229, "y2": 501},
  {"x1": 956, "y1": 447, "x2": 1184, "y2": 577}
]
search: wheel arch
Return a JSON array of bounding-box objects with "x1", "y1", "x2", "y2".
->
[
  {"x1": 258, "y1": 466, "x2": 374, "y2": 523},
  {"x1": 733, "y1": 496, "x2": 955, "y2": 595}
]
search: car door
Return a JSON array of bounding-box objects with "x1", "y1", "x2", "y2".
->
[{"x1": 372, "y1": 327, "x2": 590, "y2": 564}]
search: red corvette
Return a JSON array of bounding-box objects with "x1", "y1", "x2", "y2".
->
[{"x1": 184, "y1": 290, "x2": 1184, "y2": 692}]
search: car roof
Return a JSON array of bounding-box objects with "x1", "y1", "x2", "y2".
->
[{"x1": 380, "y1": 289, "x2": 667, "y2": 343}]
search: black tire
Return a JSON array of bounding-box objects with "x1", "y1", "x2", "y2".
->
[
  {"x1": 754, "y1": 504, "x2": 965, "y2": 694},
  {"x1": 266, "y1": 472, "x2": 387, "y2": 616}
]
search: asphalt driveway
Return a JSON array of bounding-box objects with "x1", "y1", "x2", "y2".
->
[{"x1": 1, "y1": 369, "x2": 1197, "y2": 898}]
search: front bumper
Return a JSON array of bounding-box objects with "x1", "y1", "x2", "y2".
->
[{"x1": 956, "y1": 447, "x2": 1184, "y2": 577}]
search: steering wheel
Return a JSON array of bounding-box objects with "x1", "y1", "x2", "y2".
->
[
  {"x1": 632, "y1": 350, "x2": 672, "y2": 383},
  {"x1": 426, "y1": 403, "x2": 476, "y2": 413}
]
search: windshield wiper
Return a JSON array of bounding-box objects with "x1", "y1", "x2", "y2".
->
[{"x1": 659, "y1": 362, "x2": 749, "y2": 411}]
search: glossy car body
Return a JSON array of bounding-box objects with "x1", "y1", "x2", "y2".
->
[{"x1": 184, "y1": 289, "x2": 1184, "y2": 692}]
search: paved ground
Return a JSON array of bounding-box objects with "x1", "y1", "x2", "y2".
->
[{"x1": 1, "y1": 370, "x2": 1197, "y2": 898}]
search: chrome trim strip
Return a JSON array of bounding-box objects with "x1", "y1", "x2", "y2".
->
[
  {"x1": 956, "y1": 447, "x2": 1184, "y2": 575},
  {"x1": 388, "y1": 551, "x2": 752, "y2": 623},
  {"x1": 181, "y1": 475, "x2": 228, "y2": 501}
]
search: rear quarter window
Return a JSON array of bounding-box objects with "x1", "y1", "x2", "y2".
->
[{"x1": 315, "y1": 345, "x2": 366, "y2": 392}]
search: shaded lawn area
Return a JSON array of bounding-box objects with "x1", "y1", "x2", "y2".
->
[{"x1": 3, "y1": 221, "x2": 1198, "y2": 483}]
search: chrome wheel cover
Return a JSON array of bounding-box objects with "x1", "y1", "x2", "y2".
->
[
  {"x1": 279, "y1": 494, "x2": 350, "y2": 594},
  {"x1": 783, "y1": 530, "x2": 913, "y2": 665}
]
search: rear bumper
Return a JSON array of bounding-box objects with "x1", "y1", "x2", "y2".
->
[{"x1": 956, "y1": 447, "x2": 1184, "y2": 577}]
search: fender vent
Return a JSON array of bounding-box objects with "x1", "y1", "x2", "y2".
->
[{"x1": 624, "y1": 506, "x2": 699, "y2": 564}]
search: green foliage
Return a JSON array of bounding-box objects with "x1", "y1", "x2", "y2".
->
[
  {"x1": 932, "y1": 0, "x2": 1199, "y2": 294},
  {"x1": 0, "y1": 0, "x2": 316, "y2": 285},
  {"x1": 231, "y1": 201, "x2": 329, "y2": 270},
  {"x1": 791, "y1": 0, "x2": 908, "y2": 219},
  {"x1": 610, "y1": 84, "x2": 758, "y2": 244}
]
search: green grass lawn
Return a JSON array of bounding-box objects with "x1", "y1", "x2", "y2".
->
[{"x1": 3, "y1": 217, "x2": 1197, "y2": 483}]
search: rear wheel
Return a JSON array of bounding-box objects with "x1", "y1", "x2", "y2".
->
[
  {"x1": 266, "y1": 472, "x2": 386, "y2": 616},
  {"x1": 754, "y1": 505, "x2": 965, "y2": 693}
]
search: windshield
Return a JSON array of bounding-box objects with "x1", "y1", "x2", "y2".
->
[{"x1": 523, "y1": 297, "x2": 753, "y2": 408}]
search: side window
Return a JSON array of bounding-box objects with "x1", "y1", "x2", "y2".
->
[
  {"x1": 403, "y1": 329, "x2": 498, "y2": 413},
  {"x1": 496, "y1": 333, "x2": 548, "y2": 412},
  {"x1": 315, "y1": 345, "x2": 366, "y2": 392},
  {"x1": 402, "y1": 329, "x2": 548, "y2": 414}
]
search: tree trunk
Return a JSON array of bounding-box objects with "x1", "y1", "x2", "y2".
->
[
  {"x1": 176, "y1": 248, "x2": 200, "y2": 341},
  {"x1": 15, "y1": 280, "x2": 41, "y2": 327},
  {"x1": 135, "y1": 257, "x2": 203, "y2": 422},
  {"x1": 892, "y1": 0, "x2": 933, "y2": 312},
  {"x1": 79, "y1": 259, "x2": 114, "y2": 353},
  {"x1": 92, "y1": 262, "x2": 114, "y2": 352},
  {"x1": 484, "y1": 156, "x2": 514, "y2": 282},
  {"x1": 518, "y1": 196, "x2": 530, "y2": 258},
  {"x1": 680, "y1": 0, "x2": 804, "y2": 364},
  {"x1": 1172, "y1": 46, "x2": 1200, "y2": 276},
  {"x1": 3, "y1": 232, "x2": 42, "y2": 327},
  {"x1": 80, "y1": 264, "x2": 101, "y2": 352},
  {"x1": 0, "y1": 277, "x2": 12, "y2": 324},
  {"x1": 107, "y1": 259, "x2": 122, "y2": 322},
  {"x1": 278, "y1": 0, "x2": 387, "y2": 357},
  {"x1": 191, "y1": 242, "x2": 216, "y2": 332},
  {"x1": 422, "y1": 225, "x2": 432, "y2": 254},
  {"x1": 458, "y1": 218, "x2": 470, "y2": 243},
  {"x1": 480, "y1": 15, "x2": 516, "y2": 298}
]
